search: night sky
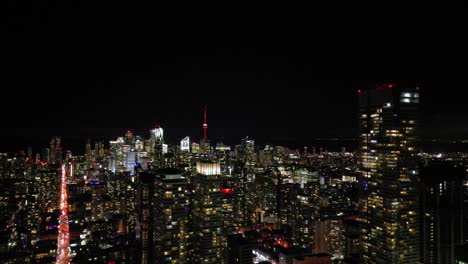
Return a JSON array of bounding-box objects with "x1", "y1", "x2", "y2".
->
[{"x1": 3, "y1": 3, "x2": 468, "y2": 153}]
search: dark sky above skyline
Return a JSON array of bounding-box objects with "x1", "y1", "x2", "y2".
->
[{"x1": 3, "y1": 3, "x2": 468, "y2": 153}]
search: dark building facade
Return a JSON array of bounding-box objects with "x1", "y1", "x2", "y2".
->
[
  {"x1": 420, "y1": 160, "x2": 466, "y2": 264},
  {"x1": 227, "y1": 234, "x2": 254, "y2": 264},
  {"x1": 136, "y1": 171, "x2": 155, "y2": 264}
]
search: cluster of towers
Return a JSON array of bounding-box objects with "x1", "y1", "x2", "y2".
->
[{"x1": 2, "y1": 87, "x2": 468, "y2": 263}]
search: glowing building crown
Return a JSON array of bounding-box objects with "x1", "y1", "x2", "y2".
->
[
  {"x1": 196, "y1": 162, "x2": 221, "y2": 175},
  {"x1": 152, "y1": 126, "x2": 163, "y2": 140}
]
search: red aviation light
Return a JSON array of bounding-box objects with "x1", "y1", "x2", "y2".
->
[
  {"x1": 357, "y1": 89, "x2": 362, "y2": 94},
  {"x1": 416, "y1": 86, "x2": 420, "y2": 91},
  {"x1": 376, "y1": 83, "x2": 395, "y2": 90},
  {"x1": 221, "y1": 188, "x2": 233, "y2": 194}
]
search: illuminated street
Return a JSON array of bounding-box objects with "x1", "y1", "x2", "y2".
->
[{"x1": 56, "y1": 164, "x2": 71, "y2": 264}]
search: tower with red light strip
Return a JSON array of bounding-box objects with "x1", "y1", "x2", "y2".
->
[
  {"x1": 200, "y1": 106, "x2": 211, "y2": 154},
  {"x1": 203, "y1": 105, "x2": 208, "y2": 141}
]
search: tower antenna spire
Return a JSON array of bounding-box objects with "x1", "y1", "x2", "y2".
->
[{"x1": 203, "y1": 105, "x2": 208, "y2": 141}]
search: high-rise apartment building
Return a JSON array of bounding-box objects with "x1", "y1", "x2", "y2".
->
[
  {"x1": 233, "y1": 137, "x2": 256, "y2": 227},
  {"x1": 358, "y1": 84, "x2": 420, "y2": 263},
  {"x1": 191, "y1": 161, "x2": 232, "y2": 263},
  {"x1": 153, "y1": 168, "x2": 190, "y2": 263}
]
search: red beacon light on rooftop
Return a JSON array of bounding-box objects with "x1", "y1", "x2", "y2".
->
[
  {"x1": 376, "y1": 83, "x2": 396, "y2": 90},
  {"x1": 357, "y1": 89, "x2": 362, "y2": 94}
]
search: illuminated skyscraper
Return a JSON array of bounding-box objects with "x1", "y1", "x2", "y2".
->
[
  {"x1": 153, "y1": 168, "x2": 189, "y2": 263},
  {"x1": 85, "y1": 140, "x2": 106, "y2": 167},
  {"x1": 180, "y1": 136, "x2": 190, "y2": 152},
  {"x1": 135, "y1": 136, "x2": 144, "y2": 151},
  {"x1": 233, "y1": 137, "x2": 256, "y2": 227},
  {"x1": 152, "y1": 125, "x2": 164, "y2": 168},
  {"x1": 109, "y1": 137, "x2": 125, "y2": 172},
  {"x1": 85, "y1": 139, "x2": 92, "y2": 165},
  {"x1": 358, "y1": 84, "x2": 420, "y2": 263},
  {"x1": 95, "y1": 141, "x2": 105, "y2": 160},
  {"x1": 191, "y1": 161, "x2": 232, "y2": 263},
  {"x1": 190, "y1": 142, "x2": 200, "y2": 154}
]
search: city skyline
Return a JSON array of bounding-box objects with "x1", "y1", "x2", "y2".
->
[
  {"x1": 3, "y1": 4, "x2": 468, "y2": 264},
  {"x1": 3, "y1": 7, "x2": 468, "y2": 152},
  {"x1": 3, "y1": 100, "x2": 468, "y2": 156},
  {"x1": 2, "y1": 81, "x2": 467, "y2": 263}
]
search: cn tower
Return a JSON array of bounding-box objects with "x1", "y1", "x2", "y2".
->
[{"x1": 203, "y1": 105, "x2": 208, "y2": 141}]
